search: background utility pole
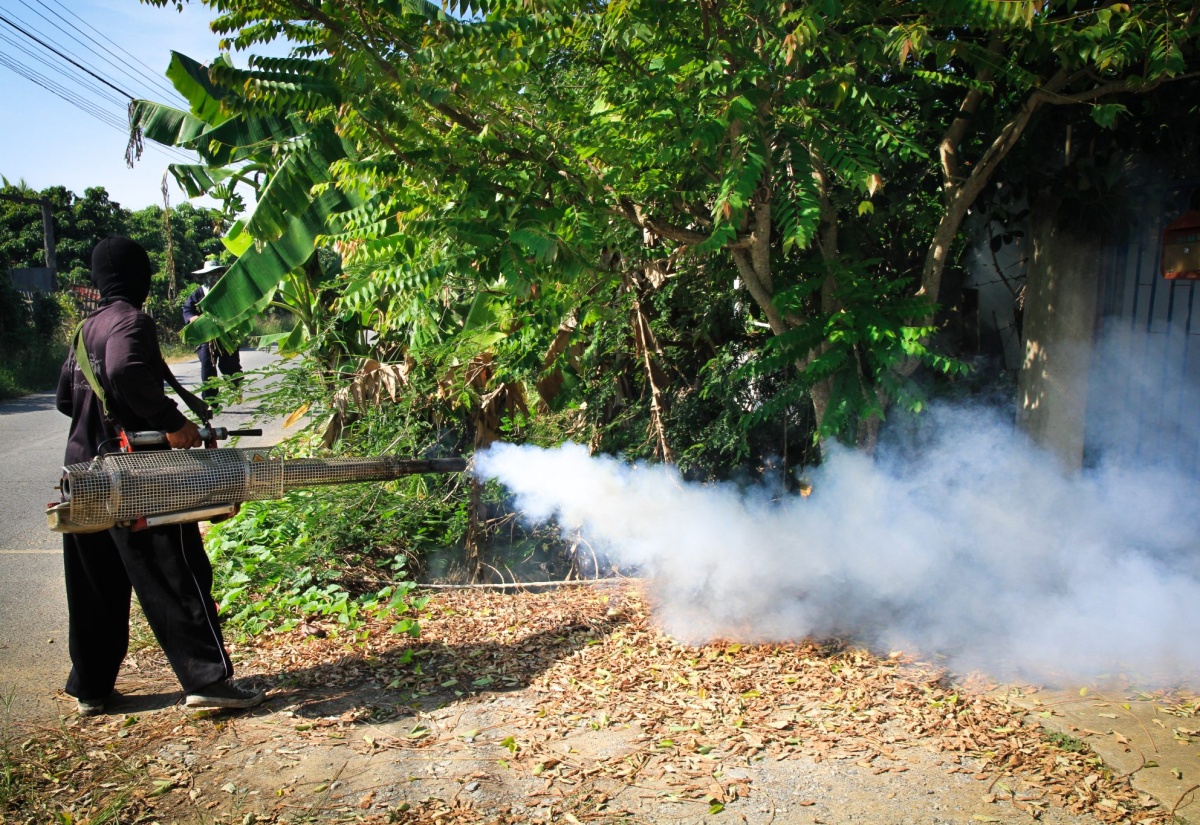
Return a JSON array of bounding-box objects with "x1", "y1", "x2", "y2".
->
[{"x1": 0, "y1": 193, "x2": 56, "y2": 273}]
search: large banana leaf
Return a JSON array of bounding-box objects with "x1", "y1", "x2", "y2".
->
[
  {"x1": 165, "y1": 163, "x2": 233, "y2": 199},
  {"x1": 129, "y1": 99, "x2": 210, "y2": 150},
  {"x1": 182, "y1": 186, "x2": 357, "y2": 349},
  {"x1": 135, "y1": 51, "x2": 358, "y2": 351},
  {"x1": 220, "y1": 219, "x2": 254, "y2": 256},
  {"x1": 196, "y1": 113, "x2": 308, "y2": 167},
  {"x1": 165, "y1": 51, "x2": 230, "y2": 126},
  {"x1": 242, "y1": 126, "x2": 346, "y2": 241}
]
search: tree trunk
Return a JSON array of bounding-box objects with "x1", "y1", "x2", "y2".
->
[
  {"x1": 919, "y1": 71, "x2": 1073, "y2": 316},
  {"x1": 730, "y1": 197, "x2": 830, "y2": 457},
  {"x1": 631, "y1": 297, "x2": 675, "y2": 463},
  {"x1": 462, "y1": 476, "x2": 486, "y2": 583}
]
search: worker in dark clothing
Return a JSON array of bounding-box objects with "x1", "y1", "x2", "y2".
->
[
  {"x1": 183, "y1": 258, "x2": 243, "y2": 402},
  {"x1": 56, "y1": 237, "x2": 266, "y2": 715}
]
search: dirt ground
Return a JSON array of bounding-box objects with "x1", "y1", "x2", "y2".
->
[{"x1": 5, "y1": 582, "x2": 1196, "y2": 825}]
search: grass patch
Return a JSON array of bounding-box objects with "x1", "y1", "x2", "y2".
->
[
  {"x1": 160, "y1": 341, "x2": 197, "y2": 362},
  {"x1": 248, "y1": 312, "x2": 289, "y2": 340},
  {"x1": 1045, "y1": 730, "x2": 1088, "y2": 752},
  {"x1": 0, "y1": 341, "x2": 67, "y2": 400}
]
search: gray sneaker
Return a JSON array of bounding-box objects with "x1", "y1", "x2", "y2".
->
[{"x1": 185, "y1": 679, "x2": 266, "y2": 710}]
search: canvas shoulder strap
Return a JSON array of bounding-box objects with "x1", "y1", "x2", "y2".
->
[{"x1": 70, "y1": 320, "x2": 112, "y2": 422}]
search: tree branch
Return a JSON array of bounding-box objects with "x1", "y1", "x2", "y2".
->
[
  {"x1": 938, "y1": 38, "x2": 1002, "y2": 203},
  {"x1": 918, "y1": 68, "x2": 1074, "y2": 305},
  {"x1": 608, "y1": 194, "x2": 712, "y2": 246},
  {"x1": 730, "y1": 247, "x2": 791, "y2": 336}
]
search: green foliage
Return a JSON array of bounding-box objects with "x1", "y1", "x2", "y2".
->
[
  {"x1": 127, "y1": 0, "x2": 1200, "y2": 456},
  {"x1": 1045, "y1": 731, "x2": 1088, "y2": 753},
  {"x1": 1, "y1": 185, "x2": 126, "y2": 287},
  {"x1": 1, "y1": 179, "x2": 227, "y2": 359},
  {"x1": 676, "y1": 347, "x2": 764, "y2": 476},
  {"x1": 0, "y1": 265, "x2": 68, "y2": 399},
  {"x1": 203, "y1": 362, "x2": 466, "y2": 634},
  {"x1": 749, "y1": 258, "x2": 963, "y2": 442},
  {"x1": 128, "y1": 51, "x2": 364, "y2": 361},
  {"x1": 0, "y1": 340, "x2": 67, "y2": 400},
  {"x1": 128, "y1": 201, "x2": 227, "y2": 341},
  {"x1": 205, "y1": 487, "x2": 437, "y2": 637}
]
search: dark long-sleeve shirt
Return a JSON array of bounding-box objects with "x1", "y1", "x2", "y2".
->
[
  {"x1": 182, "y1": 286, "x2": 206, "y2": 324},
  {"x1": 57, "y1": 300, "x2": 188, "y2": 465}
]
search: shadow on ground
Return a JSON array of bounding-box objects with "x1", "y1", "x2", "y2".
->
[{"x1": 260, "y1": 610, "x2": 629, "y2": 722}]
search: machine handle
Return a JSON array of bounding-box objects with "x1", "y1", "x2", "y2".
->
[{"x1": 123, "y1": 427, "x2": 263, "y2": 448}]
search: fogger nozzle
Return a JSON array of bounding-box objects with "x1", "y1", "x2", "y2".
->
[{"x1": 46, "y1": 448, "x2": 467, "y2": 533}]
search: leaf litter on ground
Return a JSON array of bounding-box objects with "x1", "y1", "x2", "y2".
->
[{"x1": 11, "y1": 581, "x2": 1184, "y2": 824}]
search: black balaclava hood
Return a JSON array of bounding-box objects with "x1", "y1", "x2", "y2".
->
[{"x1": 91, "y1": 236, "x2": 153, "y2": 307}]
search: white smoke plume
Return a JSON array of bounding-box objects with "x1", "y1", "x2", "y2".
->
[{"x1": 475, "y1": 404, "x2": 1200, "y2": 684}]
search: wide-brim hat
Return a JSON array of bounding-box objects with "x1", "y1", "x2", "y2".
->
[{"x1": 192, "y1": 258, "x2": 227, "y2": 276}]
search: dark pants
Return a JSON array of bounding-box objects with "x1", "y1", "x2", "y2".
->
[
  {"x1": 197, "y1": 343, "x2": 243, "y2": 401},
  {"x1": 62, "y1": 522, "x2": 232, "y2": 700}
]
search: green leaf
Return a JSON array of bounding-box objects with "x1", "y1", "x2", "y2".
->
[
  {"x1": 221, "y1": 220, "x2": 254, "y2": 256},
  {"x1": 1090, "y1": 103, "x2": 1128, "y2": 129},
  {"x1": 148, "y1": 779, "x2": 176, "y2": 798},
  {"x1": 129, "y1": 100, "x2": 209, "y2": 150},
  {"x1": 242, "y1": 125, "x2": 343, "y2": 242},
  {"x1": 389, "y1": 618, "x2": 420, "y2": 636},
  {"x1": 183, "y1": 186, "x2": 357, "y2": 345},
  {"x1": 165, "y1": 51, "x2": 230, "y2": 126}
]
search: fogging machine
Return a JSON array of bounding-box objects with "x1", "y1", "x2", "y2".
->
[{"x1": 47, "y1": 432, "x2": 466, "y2": 534}]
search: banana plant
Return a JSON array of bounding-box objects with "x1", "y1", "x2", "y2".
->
[{"x1": 129, "y1": 50, "x2": 360, "y2": 357}]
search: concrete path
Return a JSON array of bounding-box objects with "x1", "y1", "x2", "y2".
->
[
  {"x1": 0, "y1": 391, "x2": 71, "y2": 722},
  {"x1": 1008, "y1": 685, "x2": 1200, "y2": 818},
  {"x1": 0, "y1": 348, "x2": 291, "y2": 722}
]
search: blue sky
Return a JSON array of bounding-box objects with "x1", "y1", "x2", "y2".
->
[{"x1": 0, "y1": 0, "x2": 236, "y2": 210}]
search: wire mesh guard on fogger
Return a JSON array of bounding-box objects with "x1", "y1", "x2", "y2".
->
[{"x1": 47, "y1": 447, "x2": 467, "y2": 533}]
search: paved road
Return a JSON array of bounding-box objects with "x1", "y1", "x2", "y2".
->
[{"x1": 0, "y1": 348, "x2": 290, "y2": 721}]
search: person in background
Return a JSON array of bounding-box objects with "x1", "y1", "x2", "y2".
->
[
  {"x1": 183, "y1": 258, "x2": 243, "y2": 402},
  {"x1": 56, "y1": 237, "x2": 266, "y2": 715}
]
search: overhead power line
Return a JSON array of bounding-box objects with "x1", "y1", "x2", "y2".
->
[
  {"x1": 0, "y1": 51, "x2": 195, "y2": 164},
  {"x1": 23, "y1": 0, "x2": 185, "y2": 103},
  {"x1": 0, "y1": 2, "x2": 197, "y2": 166},
  {"x1": 0, "y1": 27, "x2": 129, "y2": 108},
  {"x1": 4, "y1": 0, "x2": 156, "y2": 104},
  {"x1": 2, "y1": 54, "x2": 125, "y2": 134},
  {"x1": 0, "y1": 10, "x2": 134, "y2": 100},
  {"x1": 0, "y1": 49, "x2": 126, "y2": 129},
  {"x1": 0, "y1": 50, "x2": 194, "y2": 165}
]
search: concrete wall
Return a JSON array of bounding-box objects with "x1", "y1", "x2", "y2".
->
[{"x1": 1016, "y1": 199, "x2": 1101, "y2": 470}]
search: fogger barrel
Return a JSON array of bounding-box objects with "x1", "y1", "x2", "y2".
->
[{"x1": 47, "y1": 448, "x2": 467, "y2": 533}]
